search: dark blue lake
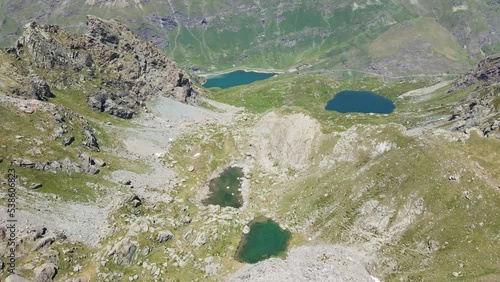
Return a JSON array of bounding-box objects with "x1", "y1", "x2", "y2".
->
[
  {"x1": 203, "y1": 70, "x2": 275, "y2": 89},
  {"x1": 325, "y1": 90, "x2": 395, "y2": 114}
]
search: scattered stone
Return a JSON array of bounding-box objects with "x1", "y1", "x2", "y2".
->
[
  {"x1": 121, "y1": 180, "x2": 132, "y2": 185},
  {"x1": 73, "y1": 264, "x2": 82, "y2": 272},
  {"x1": 82, "y1": 127, "x2": 99, "y2": 151},
  {"x1": 62, "y1": 136, "x2": 75, "y2": 146},
  {"x1": 242, "y1": 225, "x2": 250, "y2": 234},
  {"x1": 30, "y1": 183, "x2": 43, "y2": 189},
  {"x1": 156, "y1": 230, "x2": 174, "y2": 243},
  {"x1": 188, "y1": 165, "x2": 195, "y2": 172},
  {"x1": 126, "y1": 195, "x2": 142, "y2": 207},
  {"x1": 452, "y1": 271, "x2": 462, "y2": 277},
  {"x1": 463, "y1": 190, "x2": 472, "y2": 200},
  {"x1": 29, "y1": 75, "x2": 55, "y2": 101},
  {"x1": 94, "y1": 158, "x2": 106, "y2": 167},
  {"x1": 34, "y1": 262, "x2": 58, "y2": 282},
  {"x1": 448, "y1": 175, "x2": 460, "y2": 181}
]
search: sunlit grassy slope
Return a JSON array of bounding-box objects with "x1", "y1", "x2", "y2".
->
[{"x1": 1, "y1": 0, "x2": 497, "y2": 72}]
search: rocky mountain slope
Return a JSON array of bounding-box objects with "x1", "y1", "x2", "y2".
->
[
  {"x1": 2, "y1": 15, "x2": 198, "y2": 119},
  {"x1": 449, "y1": 54, "x2": 500, "y2": 138},
  {"x1": 0, "y1": 0, "x2": 498, "y2": 74},
  {"x1": 0, "y1": 7, "x2": 498, "y2": 282}
]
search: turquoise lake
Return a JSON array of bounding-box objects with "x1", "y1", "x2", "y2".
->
[
  {"x1": 203, "y1": 166, "x2": 244, "y2": 208},
  {"x1": 203, "y1": 70, "x2": 275, "y2": 89},
  {"x1": 236, "y1": 217, "x2": 291, "y2": 264},
  {"x1": 325, "y1": 90, "x2": 395, "y2": 114}
]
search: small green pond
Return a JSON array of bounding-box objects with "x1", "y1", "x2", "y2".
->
[
  {"x1": 203, "y1": 166, "x2": 243, "y2": 208},
  {"x1": 235, "y1": 217, "x2": 291, "y2": 264}
]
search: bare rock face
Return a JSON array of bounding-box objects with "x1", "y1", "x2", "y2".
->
[
  {"x1": 449, "y1": 55, "x2": 500, "y2": 92},
  {"x1": 156, "y1": 230, "x2": 174, "y2": 243},
  {"x1": 250, "y1": 112, "x2": 321, "y2": 172},
  {"x1": 448, "y1": 54, "x2": 500, "y2": 138},
  {"x1": 107, "y1": 237, "x2": 138, "y2": 265},
  {"x1": 34, "y1": 262, "x2": 58, "y2": 282},
  {"x1": 6, "y1": 16, "x2": 198, "y2": 119}
]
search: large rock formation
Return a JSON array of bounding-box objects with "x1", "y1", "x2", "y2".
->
[
  {"x1": 448, "y1": 54, "x2": 500, "y2": 138},
  {"x1": 5, "y1": 15, "x2": 198, "y2": 118}
]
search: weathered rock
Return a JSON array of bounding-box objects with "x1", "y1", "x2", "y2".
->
[
  {"x1": 449, "y1": 55, "x2": 500, "y2": 93},
  {"x1": 32, "y1": 235, "x2": 55, "y2": 252},
  {"x1": 126, "y1": 195, "x2": 142, "y2": 207},
  {"x1": 156, "y1": 230, "x2": 174, "y2": 243},
  {"x1": 13, "y1": 158, "x2": 36, "y2": 168},
  {"x1": 187, "y1": 165, "x2": 195, "y2": 172},
  {"x1": 29, "y1": 75, "x2": 54, "y2": 101},
  {"x1": 82, "y1": 127, "x2": 99, "y2": 151},
  {"x1": 8, "y1": 16, "x2": 199, "y2": 119},
  {"x1": 62, "y1": 136, "x2": 75, "y2": 146},
  {"x1": 34, "y1": 262, "x2": 58, "y2": 282},
  {"x1": 93, "y1": 158, "x2": 106, "y2": 167},
  {"x1": 242, "y1": 225, "x2": 250, "y2": 234},
  {"x1": 448, "y1": 54, "x2": 500, "y2": 138},
  {"x1": 107, "y1": 238, "x2": 138, "y2": 265},
  {"x1": 30, "y1": 183, "x2": 43, "y2": 189},
  {"x1": 30, "y1": 226, "x2": 48, "y2": 241},
  {"x1": 78, "y1": 152, "x2": 100, "y2": 175},
  {"x1": 120, "y1": 179, "x2": 132, "y2": 185}
]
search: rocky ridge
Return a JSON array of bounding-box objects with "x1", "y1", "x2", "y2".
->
[
  {"x1": 448, "y1": 54, "x2": 500, "y2": 138},
  {"x1": 4, "y1": 16, "x2": 198, "y2": 119}
]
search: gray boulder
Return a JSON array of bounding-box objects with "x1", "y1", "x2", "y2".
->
[
  {"x1": 62, "y1": 136, "x2": 75, "y2": 146},
  {"x1": 82, "y1": 127, "x2": 99, "y2": 151},
  {"x1": 107, "y1": 238, "x2": 138, "y2": 265},
  {"x1": 32, "y1": 236, "x2": 55, "y2": 252},
  {"x1": 34, "y1": 262, "x2": 58, "y2": 282},
  {"x1": 156, "y1": 230, "x2": 174, "y2": 243}
]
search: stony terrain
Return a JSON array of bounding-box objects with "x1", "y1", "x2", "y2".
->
[
  {"x1": 3, "y1": 16, "x2": 198, "y2": 119},
  {"x1": 0, "y1": 12, "x2": 499, "y2": 282}
]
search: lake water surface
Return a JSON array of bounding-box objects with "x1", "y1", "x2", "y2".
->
[
  {"x1": 203, "y1": 70, "x2": 275, "y2": 89},
  {"x1": 325, "y1": 90, "x2": 395, "y2": 114},
  {"x1": 235, "y1": 217, "x2": 291, "y2": 263},
  {"x1": 203, "y1": 166, "x2": 243, "y2": 208}
]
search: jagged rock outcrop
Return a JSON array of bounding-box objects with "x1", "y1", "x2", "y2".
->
[
  {"x1": 6, "y1": 15, "x2": 198, "y2": 119},
  {"x1": 448, "y1": 54, "x2": 500, "y2": 92},
  {"x1": 448, "y1": 54, "x2": 500, "y2": 138},
  {"x1": 107, "y1": 237, "x2": 138, "y2": 265},
  {"x1": 13, "y1": 152, "x2": 101, "y2": 175},
  {"x1": 34, "y1": 262, "x2": 58, "y2": 282}
]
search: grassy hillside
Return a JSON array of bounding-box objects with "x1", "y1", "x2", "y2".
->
[{"x1": 1, "y1": 0, "x2": 498, "y2": 74}]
